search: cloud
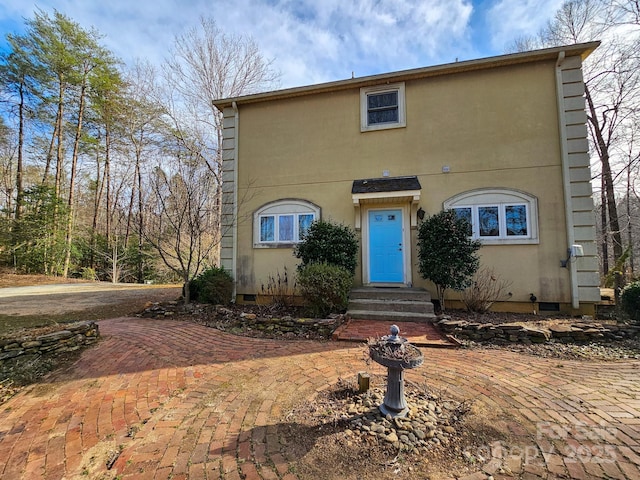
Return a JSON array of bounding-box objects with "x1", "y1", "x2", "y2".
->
[
  {"x1": 485, "y1": 0, "x2": 564, "y2": 51},
  {"x1": 1, "y1": 0, "x2": 560, "y2": 91},
  {"x1": 216, "y1": 0, "x2": 475, "y2": 86}
]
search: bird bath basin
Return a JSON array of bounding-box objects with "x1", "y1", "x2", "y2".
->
[{"x1": 368, "y1": 325, "x2": 424, "y2": 418}]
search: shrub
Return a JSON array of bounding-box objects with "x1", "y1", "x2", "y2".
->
[
  {"x1": 461, "y1": 267, "x2": 512, "y2": 313},
  {"x1": 294, "y1": 220, "x2": 359, "y2": 274},
  {"x1": 80, "y1": 267, "x2": 97, "y2": 281},
  {"x1": 297, "y1": 262, "x2": 353, "y2": 317},
  {"x1": 189, "y1": 267, "x2": 234, "y2": 305},
  {"x1": 621, "y1": 281, "x2": 640, "y2": 321},
  {"x1": 417, "y1": 210, "x2": 481, "y2": 311}
]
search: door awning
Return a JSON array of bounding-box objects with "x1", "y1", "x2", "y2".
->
[
  {"x1": 351, "y1": 176, "x2": 422, "y2": 229},
  {"x1": 351, "y1": 175, "x2": 421, "y2": 204}
]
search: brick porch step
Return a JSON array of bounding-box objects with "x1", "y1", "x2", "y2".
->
[{"x1": 332, "y1": 319, "x2": 458, "y2": 348}]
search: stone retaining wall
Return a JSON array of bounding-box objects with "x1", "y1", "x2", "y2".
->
[
  {"x1": 435, "y1": 318, "x2": 640, "y2": 344},
  {"x1": 0, "y1": 321, "x2": 99, "y2": 362}
]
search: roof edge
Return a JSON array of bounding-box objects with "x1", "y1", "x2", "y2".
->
[{"x1": 212, "y1": 41, "x2": 600, "y2": 111}]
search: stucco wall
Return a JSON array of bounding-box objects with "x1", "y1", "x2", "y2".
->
[{"x1": 229, "y1": 58, "x2": 591, "y2": 307}]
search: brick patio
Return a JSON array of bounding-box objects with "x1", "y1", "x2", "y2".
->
[{"x1": 0, "y1": 317, "x2": 638, "y2": 479}]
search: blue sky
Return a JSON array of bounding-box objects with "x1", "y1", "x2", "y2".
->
[{"x1": 0, "y1": 0, "x2": 565, "y2": 90}]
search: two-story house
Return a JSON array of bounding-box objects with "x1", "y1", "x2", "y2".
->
[{"x1": 213, "y1": 41, "x2": 601, "y2": 315}]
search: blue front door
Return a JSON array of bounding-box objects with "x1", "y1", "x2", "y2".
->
[{"x1": 369, "y1": 209, "x2": 403, "y2": 283}]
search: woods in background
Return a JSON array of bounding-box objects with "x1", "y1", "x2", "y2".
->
[{"x1": 0, "y1": 11, "x2": 278, "y2": 287}]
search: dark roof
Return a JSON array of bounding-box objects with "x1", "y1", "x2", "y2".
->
[{"x1": 352, "y1": 176, "x2": 421, "y2": 194}]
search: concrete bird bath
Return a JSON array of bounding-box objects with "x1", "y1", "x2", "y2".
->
[{"x1": 368, "y1": 325, "x2": 424, "y2": 418}]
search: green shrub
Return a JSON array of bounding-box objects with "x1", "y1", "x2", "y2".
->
[
  {"x1": 297, "y1": 263, "x2": 353, "y2": 317},
  {"x1": 189, "y1": 267, "x2": 234, "y2": 305},
  {"x1": 80, "y1": 267, "x2": 97, "y2": 281},
  {"x1": 294, "y1": 220, "x2": 359, "y2": 274},
  {"x1": 621, "y1": 281, "x2": 640, "y2": 321},
  {"x1": 417, "y1": 210, "x2": 481, "y2": 311}
]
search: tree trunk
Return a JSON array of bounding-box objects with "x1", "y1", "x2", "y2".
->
[
  {"x1": 105, "y1": 124, "x2": 111, "y2": 245},
  {"x1": 601, "y1": 181, "x2": 609, "y2": 274},
  {"x1": 90, "y1": 140, "x2": 105, "y2": 269},
  {"x1": 136, "y1": 153, "x2": 145, "y2": 283},
  {"x1": 14, "y1": 82, "x2": 25, "y2": 220},
  {"x1": 627, "y1": 163, "x2": 634, "y2": 276},
  {"x1": 41, "y1": 114, "x2": 58, "y2": 186},
  {"x1": 585, "y1": 85, "x2": 624, "y2": 268},
  {"x1": 62, "y1": 79, "x2": 87, "y2": 277},
  {"x1": 54, "y1": 77, "x2": 65, "y2": 199}
]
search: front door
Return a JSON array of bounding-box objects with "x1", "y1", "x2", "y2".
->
[{"x1": 368, "y1": 209, "x2": 404, "y2": 283}]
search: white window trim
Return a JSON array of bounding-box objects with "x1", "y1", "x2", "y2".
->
[
  {"x1": 444, "y1": 188, "x2": 539, "y2": 245},
  {"x1": 360, "y1": 82, "x2": 406, "y2": 132},
  {"x1": 253, "y1": 199, "x2": 321, "y2": 248}
]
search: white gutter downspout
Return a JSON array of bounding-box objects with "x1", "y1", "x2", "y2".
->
[
  {"x1": 231, "y1": 101, "x2": 239, "y2": 300},
  {"x1": 555, "y1": 51, "x2": 580, "y2": 310}
]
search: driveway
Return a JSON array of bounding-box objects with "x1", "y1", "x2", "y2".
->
[
  {"x1": 0, "y1": 283, "x2": 181, "y2": 317},
  {"x1": 0, "y1": 317, "x2": 639, "y2": 479}
]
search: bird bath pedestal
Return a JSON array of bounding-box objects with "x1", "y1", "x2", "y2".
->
[{"x1": 368, "y1": 325, "x2": 424, "y2": 418}]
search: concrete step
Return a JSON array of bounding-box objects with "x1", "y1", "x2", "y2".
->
[
  {"x1": 349, "y1": 287, "x2": 432, "y2": 302},
  {"x1": 347, "y1": 287, "x2": 436, "y2": 322},
  {"x1": 347, "y1": 309, "x2": 436, "y2": 322},
  {"x1": 348, "y1": 298, "x2": 434, "y2": 314}
]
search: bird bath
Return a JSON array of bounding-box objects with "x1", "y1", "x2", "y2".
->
[{"x1": 368, "y1": 325, "x2": 424, "y2": 418}]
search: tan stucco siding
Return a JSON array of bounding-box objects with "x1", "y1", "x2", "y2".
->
[
  {"x1": 229, "y1": 58, "x2": 594, "y2": 307},
  {"x1": 238, "y1": 61, "x2": 561, "y2": 187}
]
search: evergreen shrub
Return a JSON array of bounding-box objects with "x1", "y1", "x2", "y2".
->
[
  {"x1": 297, "y1": 262, "x2": 353, "y2": 317},
  {"x1": 189, "y1": 267, "x2": 234, "y2": 305},
  {"x1": 621, "y1": 281, "x2": 640, "y2": 321}
]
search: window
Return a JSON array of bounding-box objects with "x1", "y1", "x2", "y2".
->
[
  {"x1": 444, "y1": 189, "x2": 538, "y2": 245},
  {"x1": 360, "y1": 82, "x2": 406, "y2": 132},
  {"x1": 453, "y1": 204, "x2": 529, "y2": 239},
  {"x1": 254, "y1": 199, "x2": 320, "y2": 247}
]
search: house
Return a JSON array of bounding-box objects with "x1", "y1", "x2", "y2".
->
[{"x1": 212, "y1": 41, "x2": 602, "y2": 315}]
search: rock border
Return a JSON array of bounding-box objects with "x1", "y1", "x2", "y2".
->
[
  {"x1": 0, "y1": 321, "x2": 100, "y2": 362},
  {"x1": 434, "y1": 316, "x2": 640, "y2": 344}
]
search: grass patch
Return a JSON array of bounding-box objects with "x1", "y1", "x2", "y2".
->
[{"x1": 0, "y1": 313, "x2": 90, "y2": 336}]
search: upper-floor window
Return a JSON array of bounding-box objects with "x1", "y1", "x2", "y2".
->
[
  {"x1": 253, "y1": 199, "x2": 321, "y2": 248},
  {"x1": 444, "y1": 189, "x2": 539, "y2": 245},
  {"x1": 360, "y1": 83, "x2": 406, "y2": 132}
]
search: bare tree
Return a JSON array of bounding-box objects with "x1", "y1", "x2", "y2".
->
[
  {"x1": 145, "y1": 152, "x2": 218, "y2": 304},
  {"x1": 143, "y1": 18, "x2": 279, "y2": 300},
  {"x1": 164, "y1": 16, "x2": 279, "y2": 172},
  {"x1": 510, "y1": 0, "x2": 640, "y2": 283}
]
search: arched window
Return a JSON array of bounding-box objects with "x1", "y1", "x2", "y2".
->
[
  {"x1": 253, "y1": 199, "x2": 321, "y2": 247},
  {"x1": 444, "y1": 189, "x2": 538, "y2": 244}
]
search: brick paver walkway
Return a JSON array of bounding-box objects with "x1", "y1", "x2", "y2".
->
[
  {"x1": 0, "y1": 317, "x2": 639, "y2": 479},
  {"x1": 332, "y1": 318, "x2": 458, "y2": 347}
]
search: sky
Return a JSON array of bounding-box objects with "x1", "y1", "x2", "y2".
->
[{"x1": 0, "y1": 0, "x2": 565, "y2": 91}]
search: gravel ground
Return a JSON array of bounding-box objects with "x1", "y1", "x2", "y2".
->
[
  {"x1": 441, "y1": 309, "x2": 640, "y2": 361},
  {"x1": 462, "y1": 337, "x2": 640, "y2": 360}
]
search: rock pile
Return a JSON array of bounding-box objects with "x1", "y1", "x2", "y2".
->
[
  {"x1": 138, "y1": 301, "x2": 181, "y2": 317},
  {"x1": 212, "y1": 307, "x2": 343, "y2": 339},
  {"x1": 341, "y1": 387, "x2": 466, "y2": 454},
  {"x1": 139, "y1": 302, "x2": 345, "y2": 340}
]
